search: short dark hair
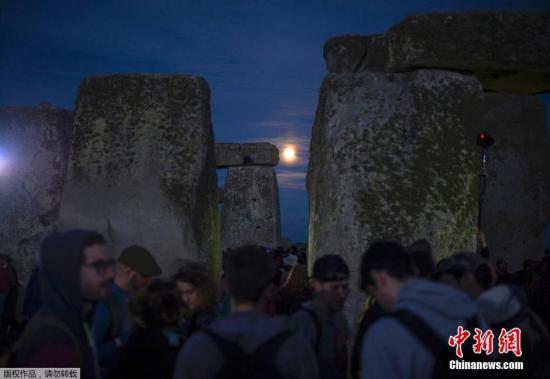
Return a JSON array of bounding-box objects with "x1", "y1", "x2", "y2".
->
[
  {"x1": 172, "y1": 262, "x2": 219, "y2": 309},
  {"x1": 130, "y1": 279, "x2": 182, "y2": 329},
  {"x1": 225, "y1": 245, "x2": 275, "y2": 304},
  {"x1": 407, "y1": 239, "x2": 435, "y2": 278},
  {"x1": 360, "y1": 240, "x2": 414, "y2": 290},
  {"x1": 312, "y1": 255, "x2": 349, "y2": 282}
]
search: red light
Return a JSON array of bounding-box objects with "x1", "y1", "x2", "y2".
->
[{"x1": 480, "y1": 133, "x2": 485, "y2": 140}]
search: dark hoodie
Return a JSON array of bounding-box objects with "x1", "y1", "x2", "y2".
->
[
  {"x1": 13, "y1": 231, "x2": 101, "y2": 379},
  {"x1": 172, "y1": 311, "x2": 320, "y2": 379}
]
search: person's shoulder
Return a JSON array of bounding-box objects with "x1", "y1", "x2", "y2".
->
[
  {"x1": 181, "y1": 329, "x2": 220, "y2": 355},
  {"x1": 15, "y1": 324, "x2": 80, "y2": 367},
  {"x1": 364, "y1": 315, "x2": 416, "y2": 348}
]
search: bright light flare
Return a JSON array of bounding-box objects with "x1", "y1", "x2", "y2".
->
[
  {"x1": 0, "y1": 156, "x2": 8, "y2": 175},
  {"x1": 0, "y1": 152, "x2": 11, "y2": 177},
  {"x1": 281, "y1": 146, "x2": 297, "y2": 164}
]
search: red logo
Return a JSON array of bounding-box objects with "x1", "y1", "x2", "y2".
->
[
  {"x1": 498, "y1": 328, "x2": 522, "y2": 357},
  {"x1": 448, "y1": 327, "x2": 522, "y2": 357},
  {"x1": 448, "y1": 326, "x2": 471, "y2": 358}
]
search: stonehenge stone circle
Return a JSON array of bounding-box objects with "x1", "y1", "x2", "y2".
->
[
  {"x1": 308, "y1": 70, "x2": 483, "y2": 319},
  {"x1": 58, "y1": 74, "x2": 220, "y2": 276},
  {"x1": 0, "y1": 103, "x2": 73, "y2": 282},
  {"x1": 480, "y1": 93, "x2": 550, "y2": 269},
  {"x1": 221, "y1": 165, "x2": 281, "y2": 249},
  {"x1": 323, "y1": 12, "x2": 550, "y2": 94},
  {"x1": 215, "y1": 142, "x2": 279, "y2": 168}
]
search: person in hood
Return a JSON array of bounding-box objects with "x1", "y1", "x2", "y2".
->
[
  {"x1": 172, "y1": 245, "x2": 319, "y2": 379},
  {"x1": 12, "y1": 230, "x2": 115, "y2": 379},
  {"x1": 359, "y1": 240, "x2": 484, "y2": 379}
]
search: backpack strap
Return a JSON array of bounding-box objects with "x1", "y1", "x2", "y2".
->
[
  {"x1": 297, "y1": 307, "x2": 321, "y2": 354},
  {"x1": 389, "y1": 309, "x2": 446, "y2": 356},
  {"x1": 10, "y1": 312, "x2": 83, "y2": 366},
  {"x1": 105, "y1": 295, "x2": 121, "y2": 341}
]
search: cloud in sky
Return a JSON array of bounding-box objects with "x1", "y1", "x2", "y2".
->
[{"x1": 276, "y1": 169, "x2": 307, "y2": 191}]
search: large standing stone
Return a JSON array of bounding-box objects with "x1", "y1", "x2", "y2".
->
[
  {"x1": 215, "y1": 143, "x2": 279, "y2": 168},
  {"x1": 324, "y1": 34, "x2": 387, "y2": 73},
  {"x1": 481, "y1": 93, "x2": 550, "y2": 268},
  {"x1": 308, "y1": 69, "x2": 483, "y2": 318},
  {"x1": 0, "y1": 103, "x2": 73, "y2": 282},
  {"x1": 58, "y1": 74, "x2": 220, "y2": 275},
  {"x1": 386, "y1": 12, "x2": 550, "y2": 93},
  {"x1": 222, "y1": 166, "x2": 281, "y2": 249}
]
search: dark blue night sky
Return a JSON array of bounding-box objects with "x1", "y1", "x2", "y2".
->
[{"x1": 1, "y1": 0, "x2": 549, "y2": 244}]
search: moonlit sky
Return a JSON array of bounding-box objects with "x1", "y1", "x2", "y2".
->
[{"x1": 1, "y1": 0, "x2": 549, "y2": 244}]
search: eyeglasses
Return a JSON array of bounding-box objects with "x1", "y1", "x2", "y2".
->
[{"x1": 82, "y1": 258, "x2": 116, "y2": 275}]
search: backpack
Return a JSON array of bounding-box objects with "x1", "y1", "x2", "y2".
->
[
  {"x1": 389, "y1": 310, "x2": 500, "y2": 379},
  {"x1": 203, "y1": 329, "x2": 292, "y2": 379},
  {"x1": 492, "y1": 302, "x2": 550, "y2": 378},
  {"x1": 295, "y1": 307, "x2": 322, "y2": 354}
]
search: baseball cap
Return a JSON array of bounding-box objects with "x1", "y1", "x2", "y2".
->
[{"x1": 118, "y1": 245, "x2": 162, "y2": 277}]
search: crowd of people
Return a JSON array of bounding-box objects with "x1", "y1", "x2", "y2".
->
[{"x1": 0, "y1": 230, "x2": 549, "y2": 379}]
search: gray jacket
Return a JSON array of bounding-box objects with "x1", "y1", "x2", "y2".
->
[{"x1": 173, "y1": 310, "x2": 319, "y2": 379}]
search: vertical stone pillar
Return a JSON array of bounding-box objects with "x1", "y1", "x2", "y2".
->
[
  {"x1": 221, "y1": 166, "x2": 281, "y2": 249},
  {"x1": 0, "y1": 103, "x2": 73, "y2": 282},
  {"x1": 58, "y1": 74, "x2": 220, "y2": 276}
]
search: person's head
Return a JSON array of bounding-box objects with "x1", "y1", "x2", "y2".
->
[
  {"x1": 359, "y1": 240, "x2": 414, "y2": 312},
  {"x1": 496, "y1": 259, "x2": 508, "y2": 274},
  {"x1": 79, "y1": 232, "x2": 115, "y2": 303},
  {"x1": 172, "y1": 262, "x2": 218, "y2": 312},
  {"x1": 224, "y1": 245, "x2": 276, "y2": 308},
  {"x1": 116, "y1": 245, "x2": 162, "y2": 291},
  {"x1": 130, "y1": 279, "x2": 182, "y2": 329},
  {"x1": 312, "y1": 255, "x2": 350, "y2": 312},
  {"x1": 435, "y1": 252, "x2": 495, "y2": 298},
  {"x1": 406, "y1": 239, "x2": 435, "y2": 278}
]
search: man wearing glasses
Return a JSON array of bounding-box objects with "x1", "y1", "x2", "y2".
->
[
  {"x1": 92, "y1": 245, "x2": 161, "y2": 371},
  {"x1": 11, "y1": 230, "x2": 115, "y2": 378}
]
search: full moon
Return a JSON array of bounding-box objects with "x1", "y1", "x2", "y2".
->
[{"x1": 282, "y1": 147, "x2": 297, "y2": 163}]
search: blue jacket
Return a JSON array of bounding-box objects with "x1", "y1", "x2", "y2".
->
[
  {"x1": 92, "y1": 282, "x2": 132, "y2": 365},
  {"x1": 361, "y1": 279, "x2": 482, "y2": 379}
]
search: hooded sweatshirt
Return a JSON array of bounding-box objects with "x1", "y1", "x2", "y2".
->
[
  {"x1": 172, "y1": 310, "x2": 320, "y2": 379},
  {"x1": 361, "y1": 279, "x2": 482, "y2": 379},
  {"x1": 13, "y1": 231, "x2": 101, "y2": 379}
]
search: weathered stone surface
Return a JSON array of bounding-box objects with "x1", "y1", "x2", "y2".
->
[
  {"x1": 221, "y1": 166, "x2": 281, "y2": 249},
  {"x1": 325, "y1": 13, "x2": 550, "y2": 93},
  {"x1": 0, "y1": 103, "x2": 73, "y2": 282},
  {"x1": 215, "y1": 143, "x2": 279, "y2": 168},
  {"x1": 386, "y1": 12, "x2": 550, "y2": 93},
  {"x1": 324, "y1": 34, "x2": 387, "y2": 73},
  {"x1": 58, "y1": 74, "x2": 220, "y2": 276},
  {"x1": 481, "y1": 93, "x2": 550, "y2": 269},
  {"x1": 308, "y1": 70, "x2": 483, "y2": 318}
]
